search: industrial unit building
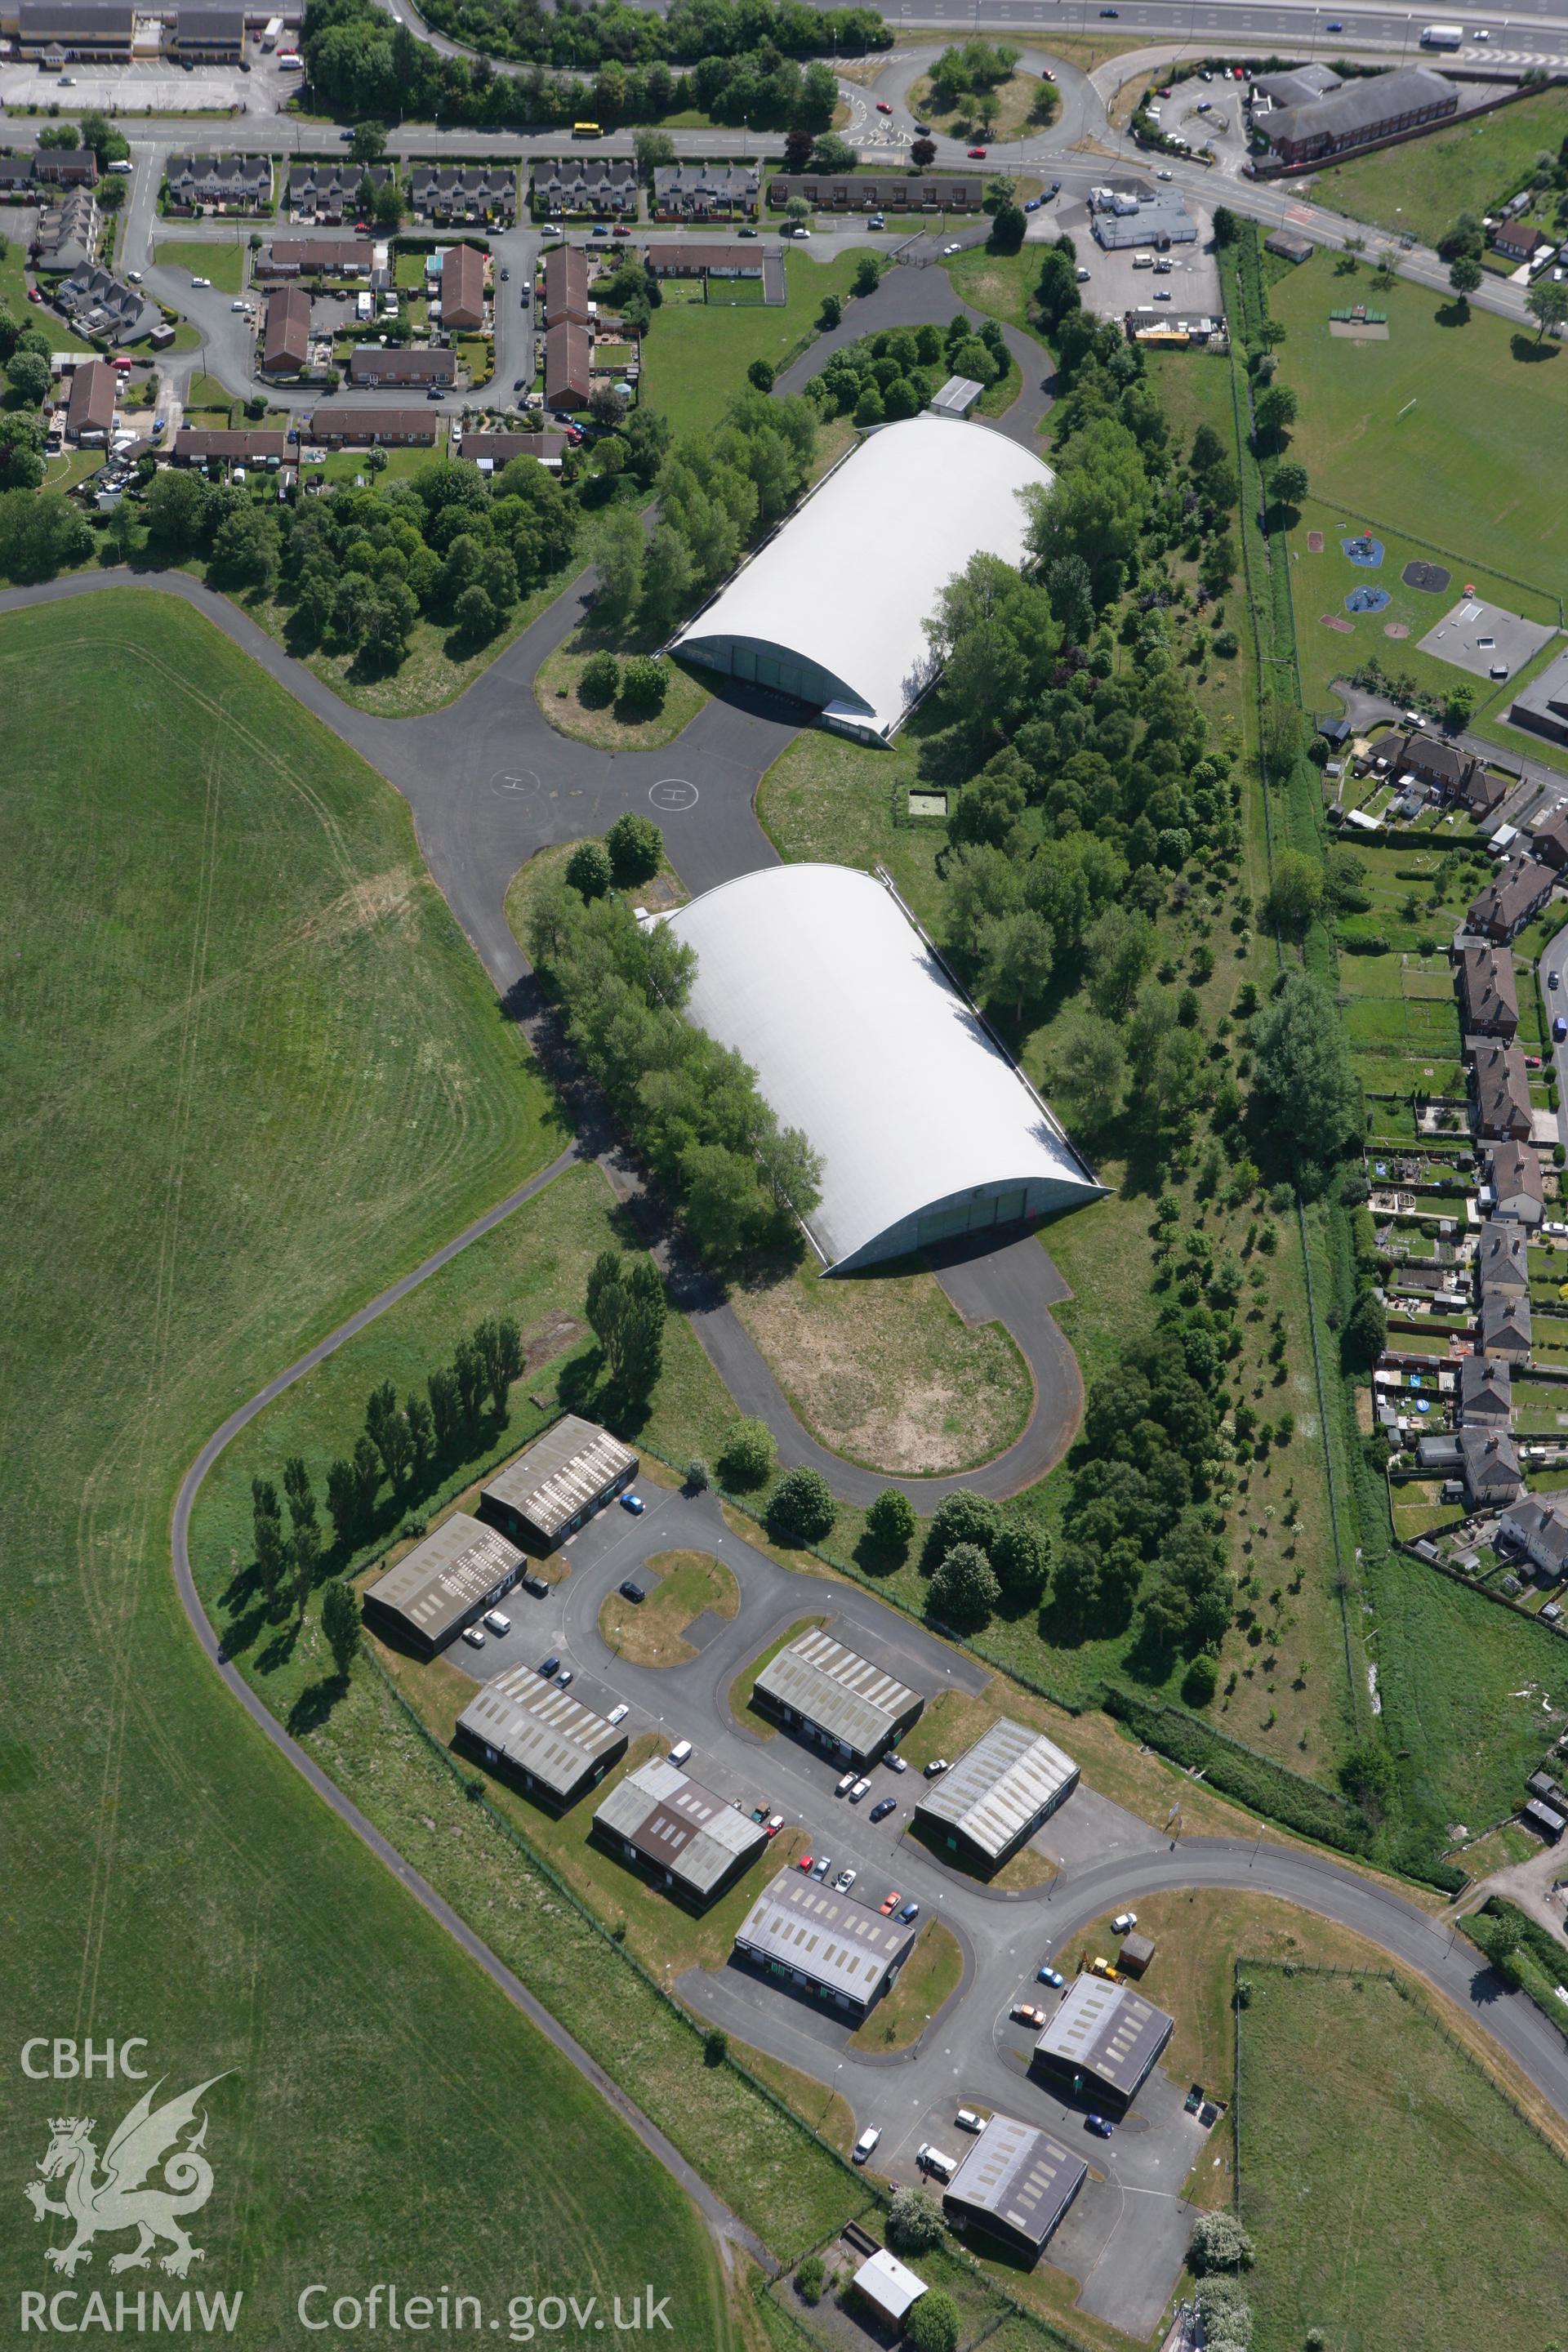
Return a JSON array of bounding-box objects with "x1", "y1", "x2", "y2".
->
[
  {"x1": 591, "y1": 1757, "x2": 768, "y2": 1909},
  {"x1": 733, "y1": 1869, "x2": 916, "y2": 2019},
  {"x1": 1031, "y1": 1976, "x2": 1174, "y2": 2108},
  {"x1": 663, "y1": 866, "x2": 1103, "y2": 1271},
  {"x1": 454, "y1": 1668, "x2": 628, "y2": 1811},
  {"x1": 942, "y1": 2112, "x2": 1087, "y2": 2261},
  {"x1": 915, "y1": 1717, "x2": 1080, "y2": 1871},
  {"x1": 671, "y1": 417, "x2": 1053, "y2": 745},
  {"x1": 361, "y1": 1512, "x2": 523, "y2": 1659},
  {"x1": 751, "y1": 1626, "x2": 923, "y2": 1766},
  {"x1": 1090, "y1": 185, "x2": 1196, "y2": 249},
  {"x1": 439, "y1": 241, "x2": 487, "y2": 332},
  {"x1": 479, "y1": 1415, "x2": 638, "y2": 1552}
]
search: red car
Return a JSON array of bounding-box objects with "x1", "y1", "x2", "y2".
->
[
  {"x1": 796, "y1": 1852, "x2": 814, "y2": 1873},
  {"x1": 1040, "y1": 66, "x2": 1054, "y2": 79},
  {"x1": 968, "y1": 145, "x2": 987, "y2": 158},
  {"x1": 27, "y1": 285, "x2": 42, "y2": 303},
  {"x1": 875, "y1": 98, "x2": 893, "y2": 113},
  {"x1": 612, "y1": 222, "x2": 630, "y2": 236}
]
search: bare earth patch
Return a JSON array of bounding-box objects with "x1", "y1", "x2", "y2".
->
[{"x1": 731, "y1": 1259, "x2": 1031, "y2": 1475}]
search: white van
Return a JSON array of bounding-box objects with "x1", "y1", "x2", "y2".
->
[
  {"x1": 107, "y1": 158, "x2": 131, "y2": 175},
  {"x1": 668, "y1": 1739, "x2": 693, "y2": 1767},
  {"x1": 917, "y1": 2145, "x2": 958, "y2": 2181}
]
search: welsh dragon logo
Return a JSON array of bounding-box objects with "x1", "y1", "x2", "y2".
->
[{"x1": 24, "y1": 2074, "x2": 229, "y2": 2279}]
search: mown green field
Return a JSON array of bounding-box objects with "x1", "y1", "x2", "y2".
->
[
  {"x1": 1312, "y1": 86, "x2": 1568, "y2": 249},
  {"x1": 154, "y1": 237, "x2": 246, "y2": 293},
  {"x1": 1268, "y1": 265, "x2": 1568, "y2": 610},
  {"x1": 0, "y1": 589, "x2": 737, "y2": 2343},
  {"x1": 644, "y1": 250, "x2": 862, "y2": 437},
  {"x1": 1237, "y1": 1965, "x2": 1568, "y2": 2352}
]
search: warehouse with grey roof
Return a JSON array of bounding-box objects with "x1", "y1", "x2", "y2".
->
[
  {"x1": 361, "y1": 1512, "x2": 523, "y2": 1659},
  {"x1": 733, "y1": 1869, "x2": 915, "y2": 2018},
  {"x1": 479, "y1": 1415, "x2": 638, "y2": 1552},
  {"x1": 942, "y1": 2112, "x2": 1087, "y2": 2260},
  {"x1": 915, "y1": 1717, "x2": 1079, "y2": 1871},
  {"x1": 454, "y1": 1667, "x2": 627, "y2": 1811},
  {"x1": 1031, "y1": 1976, "x2": 1174, "y2": 2109},
  {"x1": 750, "y1": 1625, "x2": 923, "y2": 1766},
  {"x1": 592, "y1": 1757, "x2": 768, "y2": 1909}
]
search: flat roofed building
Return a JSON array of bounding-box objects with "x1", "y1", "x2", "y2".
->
[
  {"x1": 1031, "y1": 1976, "x2": 1174, "y2": 2106},
  {"x1": 733, "y1": 1869, "x2": 916, "y2": 2017},
  {"x1": 1264, "y1": 227, "x2": 1314, "y2": 262},
  {"x1": 479, "y1": 1414, "x2": 637, "y2": 1552},
  {"x1": 263, "y1": 284, "x2": 310, "y2": 375},
  {"x1": 175, "y1": 426, "x2": 289, "y2": 464},
  {"x1": 851, "y1": 2251, "x2": 928, "y2": 2326},
  {"x1": 440, "y1": 241, "x2": 486, "y2": 331},
  {"x1": 542, "y1": 242, "x2": 590, "y2": 327},
  {"x1": 672, "y1": 418, "x2": 1054, "y2": 746},
  {"x1": 942, "y1": 2111, "x2": 1087, "y2": 2260},
  {"x1": 65, "y1": 357, "x2": 116, "y2": 443},
  {"x1": 305, "y1": 405, "x2": 437, "y2": 446},
  {"x1": 592, "y1": 1757, "x2": 767, "y2": 1908},
  {"x1": 1092, "y1": 186, "x2": 1196, "y2": 249},
  {"x1": 455, "y1": 1667, "x2": 627, "y2": 1811},
  {"x1": 915, "y1": 1717, "x2": 1079, "y2": 1870},
  {"x1": 363, "y1": 1512, "x2": 523, "y2": 1658},
  {"x1": 751, "y1": 1625, "x2": 922, "y2": 1766},
  {"x1": 664, "y1": 865, "x2": 1103, "y2": 1272}
]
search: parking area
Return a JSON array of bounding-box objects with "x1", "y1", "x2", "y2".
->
[
  {"x1": 1416, "y1": 595, "x2": 1558, "y2": 683},
  {"x1": 1064, "y1": 192, "x2": 1223, "y2": 327},
  {"x1": 0, "y1": 56, "x2": 295, "y2": 114},
  {"x1": 1150, "y1": 69, "x2": 1251, "y2": 174}
]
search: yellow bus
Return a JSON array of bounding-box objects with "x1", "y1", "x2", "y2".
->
[{"x1": 572, "y1": 121, "x2": 601, "y2": 139}]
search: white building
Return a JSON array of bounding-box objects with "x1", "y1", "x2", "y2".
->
[
  {"x1": 670, "y1": 416, "x2": 1054, "y2": 745},
  {"x1": 662, "y1": 866, "x2": 1104, "y2": 1272}
]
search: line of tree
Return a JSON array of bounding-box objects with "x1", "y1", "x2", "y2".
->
[
  {"x1": 527, "y1": 857, "x2": 825, "y2": 1267},
  {"x1": 301, "y1": 0, "x2": 884, "y2": 127}
]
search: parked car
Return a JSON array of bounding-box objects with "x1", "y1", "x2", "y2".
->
[
  {"x1": 484, "y1": 1610, "x2": 511, "y2": 1636},
  {"x1": 1550, "y1": 969, "x2": 1560, "y2": 988},
  {"x1": 1012, "y1": 2003, "x2": 1046, "y2": 2029},
  {"x1": 620, "y1": 1490, "x2": 645, "y2": 1514},
  {"x1": 1076, "y1": 267, "x2": 1092, "y2": 283},
  {"x1": 619, "y1": 1579, "x2": 645, "y2": 1603},
  {"x1": 1156, "y1": 167, "x2": 1174, "y2": 180},
  {"x1": 797, "y1": 1852, "x2": 815, "y2": 1873},
  {"x1": 738, "y1": 225, "x2": 759, "y2": 238},
  {"x1": 1152, "y1": 289, "x2": 1172, "y2": 302},
  {"x1": 870, "y1": 1797, "x2": 897, "y2": 1822},
  {"x1": 1113, "y1": 1913, "x2": 1138, "y2": 1933},
  {"x1": 898, "y1": 1900, "x2": 920, "y2": 1924},
  {"x1": 835, "y1": 1868, "x2": 857, "y2": 1892},
  {"x1": 190, "y1": 274, "x2": 211, "y2": 288},
  {"x1": 967, "y1": 145, "x2": 987, "y2": 158},
  {"x1": 1553, "y1": 1015, "x2": 1566, "y2": 1042},
  {"x1": 879, "y1": 1888, "x2": 902, "y2": 1913},
  {"x1": 555, "y1": 1668, "x2": 573, "y2": 1687},
  {"x1": 523, "y1": 1571, "x2": 549, "y2": 1597},
  {"x1": 764, "y1": 1814, "x2": 784, "y2": 1837},
  {"x1": 849, "y1": 1777, "x2": 871, "y2": 1803},
  {"x1": 853, "y1": 2125, "x2": 882, "y2": 2163},
  {"x1": 461, "y1": 1624, "x2": 486, "y2": 1649},
  {"x1": 612, "y1": 223, "x2": 630, "y2": 237},
  {"x1": 539, "y1": 1654, "x2": 561, "y2": 1677},
  {"x1": 914, "y1": 121, "x2": 929, "y2": 134},
  {"x1": 1086, "y1": 2114, "x2": 1114, "y2": 2138},
  {"x1": 787, "y1": 225, "x2": 812, "y2": 238},
  {"x1": 923, "y1": 1758, "x2": 949, "y2": 1778},
  {"x1": 811, "y1": 1855, "x2": 831, "y2": 1881},
  {"x1": 956, "y1": 2108, "x2": 983, "y2": 2132},
  {"x1": 885, "y1": 1752, "x2": 907, "y2": 1773},
  {"x1": 836, "y1": 1771, "x2": 858, "y2": 1797},
  {"x1": 669, "y1": 1739, "x2": 693, "y2": 1766},
  {"x1": 1037, "y1": 1962, "x2": 1065, "y2": 1988},
  {"x1": 607, "y1": 1703, "x2": 629, "y2": 1726},
  {"x1": 916, "y1": 2145, "x2": 956, "y2": 2180},
  {"x1": 592, "y1": 223, "x2": 610, "y2": 237}
]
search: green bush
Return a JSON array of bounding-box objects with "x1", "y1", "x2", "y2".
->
[
  {"x1": 794, "y1": 2255, "x2": 825, "y2": 2305},
  {"x1": 865, "y1": 1486, "x2": 916, "y2": 1561},
  {"x1": 564, "y1": 838, "x2": 612, "y2": 899},
  {"x1": 719, "y1": 1416, "x2": 776, "y2": 1490},
  {"x1": 579, "y1": 648, "x2": 620, "y2": 706},
  {"x1": 1183, "y1": 1652, "x2": 1219, "y2": 1708},
  {"x1": 605, "y1": 810, "x2": 662, "y2": 884},
  {"x1": 766, "y1": 1466, "x2": 837, "y2": 1547},
  {"x1": 619, "y1": 653, "x2": 669, "y2": 715}
]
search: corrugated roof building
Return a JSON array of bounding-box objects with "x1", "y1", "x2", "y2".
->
[
  {"x1": 733, "y1": 1869, "x2": 915, "y2": 2018},
  {"x1": 362, "y1": 1512, "x2": 524, "y2": 1659},
  {"x1": 915, "y1": 1717, "x2": 1080, "y2": 1870},
  {"x1": 942, "y1": 2111, "x2": 1087, "y2": 2260},
  {"x1": 455, "y1": 1668, "x2": 628, "y2": 1811},
  {"x1": 1031, "y1": 1976, "x2": 1174, "y2": 2107},
  {"x1": 751, "y1": 1626, "x2": 923, "y2": 1766},
  {"x1": 479, "y1": 1415, "x2": 638, "y2": 1552},
  {"x1": 592, "y1": 1757, "x2": 767, "y2": 1908}
]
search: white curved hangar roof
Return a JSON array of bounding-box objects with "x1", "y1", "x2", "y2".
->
[
  {"x1": 670, "y1": 416, "x2": 1054, "y2": 744},
  {"x1": 664, "y1": 865, "x2": 1104, "y2": 1273}
]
